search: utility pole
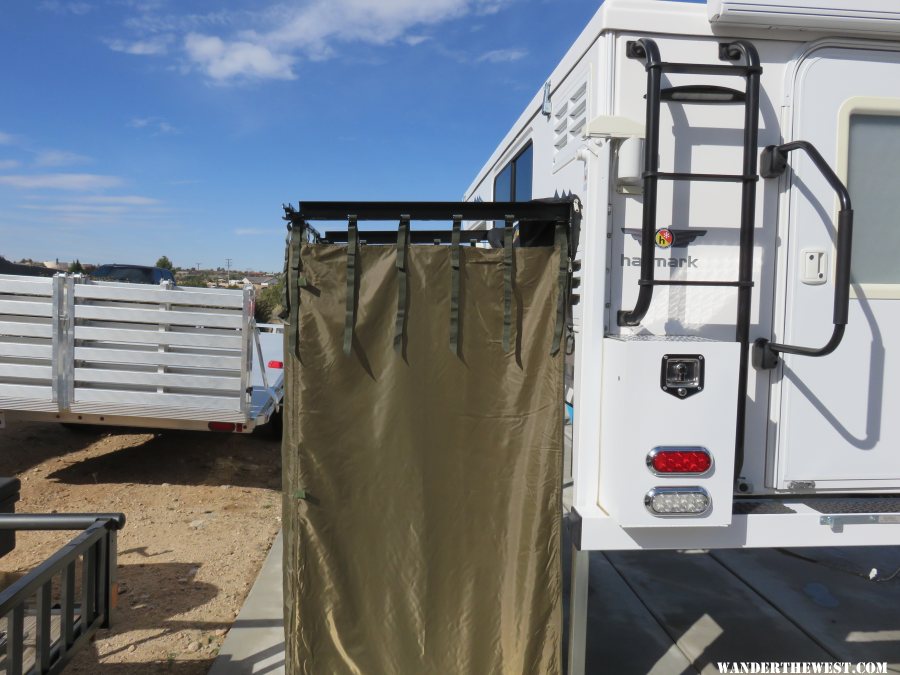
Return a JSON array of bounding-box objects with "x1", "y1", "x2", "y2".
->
[
  {"x1": 225, "y1": 258, "x2": 232, "y2": 284},
  {"x1": 196, "y1": 262, "x2": 201, "y2": 271}
]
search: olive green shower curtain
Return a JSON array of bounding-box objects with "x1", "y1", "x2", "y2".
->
[{"x1": 282, "y1": 235, "x2": 565, "y2": 675}]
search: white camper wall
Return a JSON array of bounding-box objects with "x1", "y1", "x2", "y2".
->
[
  {"x1": 467, "y1": 0, "x2": 900, "y2": 542},
  {"x1": 467, "y1": 22, "x2": 800, "y2": 499}
]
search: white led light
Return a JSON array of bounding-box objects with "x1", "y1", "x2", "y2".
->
[{"x1": 645, "y1": 487, "x2": 711, "y2": 517}]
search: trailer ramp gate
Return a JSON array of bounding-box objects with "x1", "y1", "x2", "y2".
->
[
  {"x1": 281, "y1": 200, "x2": 575, "y2": 675},
  {"x1": 0, "y1": 513, "x2": 124, "y2": 674}
]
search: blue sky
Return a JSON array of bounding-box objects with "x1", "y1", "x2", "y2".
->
[{"x1": 0, "y1": 0, "x2": 701, "y2": 272}]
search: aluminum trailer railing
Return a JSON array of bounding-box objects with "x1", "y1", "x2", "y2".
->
[
  {"x1": 0, "y1": 513, "x2": 125, "y2": 675},
  {"x1": 0, "y1": 273, "x2": 284, "y2": 434}
]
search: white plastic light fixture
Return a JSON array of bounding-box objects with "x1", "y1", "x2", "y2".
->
[{"x1": 645, "y1": 487, "x2": 711, "y2": 517}]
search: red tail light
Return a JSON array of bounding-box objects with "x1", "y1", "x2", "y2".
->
[
  {"x1": 208, "y1": 422, "x2": 237, "y2": 432},
  {"x1": 267, "y1": 360, "x2": 284, "y2": 369},
  {"x1": 647, "y1": 447, "x2": 712, "y2": 475}
]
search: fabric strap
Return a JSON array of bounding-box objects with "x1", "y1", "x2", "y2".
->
[
  {"x1": 284, "y1": 224, "x2": 304, "y2": 358},
  {"x1": 394, "y1": 216, "x2": 410, "y2": 353},
  {"x1": 449, "y1": 216, "x2": 462, "y2": 355},
  {"x1": 502, "y1": 215, "x2": 514, "y2": 353},
  {"x1": 343, "y1": 215, "x2": 358, "y2": 356},
  {"x1": 281, "y1": 224, "x2": 292, "y2": 325},
  {"x1": 551, "y1": 220, "x2": 570, "y2": 356}
]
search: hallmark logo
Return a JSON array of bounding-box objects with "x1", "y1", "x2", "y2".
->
[
  {"x1": 620, "y1": 226, "x2": 705, "y2": 269},
  {"x1": 621, "y1": 254, "x2": 699, "y2": 268},
  {"x1": 623, "y1": 227, "x2": 708, "y2": 247}
]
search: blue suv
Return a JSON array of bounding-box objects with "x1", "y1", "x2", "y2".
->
[{"x1": 91, "y1": 264, "x2": 176, "y2": 285}]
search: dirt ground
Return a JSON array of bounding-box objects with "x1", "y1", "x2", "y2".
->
[{"x1": 0, "y1": 420, "x2": 282, "y2": 674}]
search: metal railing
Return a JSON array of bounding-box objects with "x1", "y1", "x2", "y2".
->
[{"x1": 0, "y1": 514, "x2": 125, "y2": 675}]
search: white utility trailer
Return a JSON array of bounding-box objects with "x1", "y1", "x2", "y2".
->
[
  {"x1": 464, "y1": 0, "x2": 900, "y2": 671},
  {"x1": 0, "y1": 273, "x2": 284, "y2": 434}
]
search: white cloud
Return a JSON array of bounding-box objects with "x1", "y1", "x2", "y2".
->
[
  {"x1": 33, "y1": 150, "x2": 91, "y2": 168},
  {"x1": 184, "y1": 33, "x2": 295, "y2": 82},
  {"x1": 20, "y1": 203, "x2": 131, "y2": 215},
  {"x1": 265, "y1": 0, "x2": 503, "y2": 54},
  {"x1": 107, "y1": 36, "x2": 172, "y2": 56},
  {"x1": 0, "y1": 160, "x2": 20, "y2": 171},
  {"x1": 39, "y1": 1, "x2": 94, "y2": 15},
  {"x1": 112, "y1": 0, "x2": 515, "y2": 82},
  {"x1": 0, "y1": 132, "x2": 16, "y2": 145},
  {"x1": 123, "y1": 8, "x2": 246, "y2": 36},
  {"x1": 0, "y1": 174, "x2": 123, "y2": 191},
  {"x1": 477, "y1": 47, "x2": 527, "y2": 63},
  {"x1": 78, "y1": 195, "x2": 160, "y2": 206},
  {"x1": 128, "y1": 117, "x2": 179, "y2": 135}
]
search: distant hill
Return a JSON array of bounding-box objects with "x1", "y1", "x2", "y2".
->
[{"x1": 0, "y1": 257, "x2": 57, "y2": 277}]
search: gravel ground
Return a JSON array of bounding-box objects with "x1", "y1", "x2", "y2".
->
[{"x1": 0, "y1": 420, "x2": 282, "y2": 674}]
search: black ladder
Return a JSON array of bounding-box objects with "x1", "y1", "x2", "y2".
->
[{"x1": 616, "y1": 38, "x2": 762, "y2": 480}]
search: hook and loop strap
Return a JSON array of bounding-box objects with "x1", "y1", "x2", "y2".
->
[
  {"x1": 394, "y1": 215, "x2": 411, "y2": 353},
  {"x1": 551, "y1": 220, "x2": 570, "y2": 356},
  {"x1": 343, "y1": 215, "x2": 358, "y2": 356},
  {"x1": 449, "y1": 215, "x2": 463, "y2": 355},
  {"x1": 502, "y1": 215, "x2": 515, "y2": 353},
  {"x1": 281, "y1": 225, "x2": 293, "y2": 331},
  {"x1": 285, "y1": 224, "x2": 304, "y2": 357}
]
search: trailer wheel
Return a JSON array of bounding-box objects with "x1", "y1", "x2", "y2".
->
[
  {"x1": 59, "y1": 423, "x2": 104, "y2": 434},
  {"x1": 257, "y1": 408, "x2": 283, "y2": 441}
]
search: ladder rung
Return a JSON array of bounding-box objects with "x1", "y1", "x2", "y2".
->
[
  {"x1": 659, "y1": 62, "x2": 757, "y2": 76},
  {"x1": 651, "y1": 172, "x2": 758, "y2": 183},
  {"x1": 638, "y1": 280, "x2": 754, "y2": 288},
  {"x1": 660, "y1": 85, "x2": 746, "y2": 104}
]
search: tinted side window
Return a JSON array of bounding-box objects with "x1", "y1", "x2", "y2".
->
[
  {"x1": 105, "y1": 268, "x2": 153, "y2": 283},
  {"x1": 492, "y1": 143, "x2": 533, "y2": 202},
  {"x1": 493, "y1": 143, "x2": 533, "y2": 228},
  {"x1": 494, "y1": 163, "x2": 512, "y2": 202},
  {"x1": 514, "y1": 144, "x2": 533, "y2": 202}
]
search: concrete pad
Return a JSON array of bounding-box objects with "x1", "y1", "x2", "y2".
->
[
  {"x1": 713, "y1": 547, "x2": 900, "y2": 670},
  {"x1": 607, "y1": 550, "x2": 832, "y2": 673},
  {"x1": 561, "y1": 545, "x2": 698, "y2": 675},
  {"x1": 209, "y1": 531, "x2": 285, "y2": 675}
]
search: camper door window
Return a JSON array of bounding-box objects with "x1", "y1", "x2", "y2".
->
[{"x1": 847, "y1": 113, "x2": 900, "y2": 291}]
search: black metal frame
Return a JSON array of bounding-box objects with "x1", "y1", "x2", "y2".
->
[
  {"x1": 320, "y1": 229, "x2": 486, "y2": 246},
  {"x1": 0, "y1": 514, "x2": 125, "y2": 675},
  {"x1": 615, "y1": 38, "x2": 762, "y2": 481},
  {"x1": 286, "y1": 200, "x2": 574, "y2": 224},
  {"x1": 284, "y1": 200, "x2": 577, "y2": 246},
  {"x1": 753, "y1": 141, "x2": 854, "y2": 369}
]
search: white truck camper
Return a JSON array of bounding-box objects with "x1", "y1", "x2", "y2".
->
[
  {"x1": 464, "y1": 0, "x2": 900, "y2": 671},
  {"x1": 0, "y1": 274, "x2": 284, "y2": 434}
]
